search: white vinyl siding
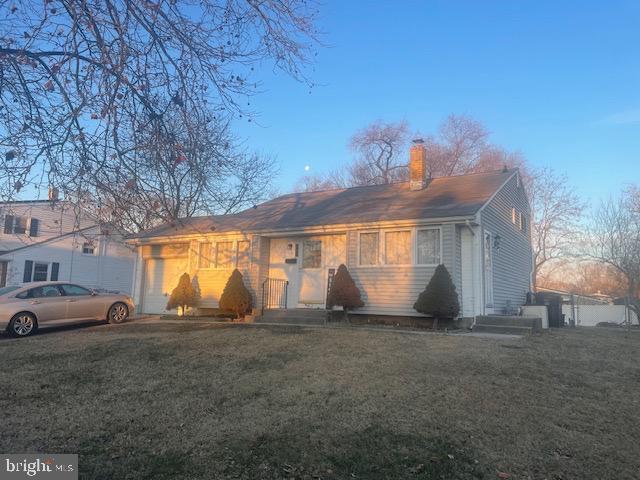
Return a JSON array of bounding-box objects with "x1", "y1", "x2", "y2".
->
[
  {"x1": 184, "y1": 235, "x2": 259, "y2": 309},
  {"x1": 481, "y1": 173, "x2": 533, "y2": 314},
  {"x1": 347, "y1": 224, "x2": 456, "y2": 316}
]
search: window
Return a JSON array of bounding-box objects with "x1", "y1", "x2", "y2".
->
[
  {"x1": 237, "y1": 241, "x2": 251, "y2": 269},
  {"x1": 199, "y1": 242, "x2": 212, "y2": 268},
  {"x1": 33, "y1": 262, "x2": 48, "y2": 281},
  {"x1": 17, "y1": 285, "x2": 62, "y2": 299},
  {"x1": 0, "y1": 285, "x2": 20, "y2": 296},
  {"x1": 11, "y1": 216, "x2": 27, "y2": 234},
  {"x1": 32, "y1": 285, "x2": 62, "y2": 298},
  {"x1": 302, "y1": 240, "x2": 322, "y2": 268},
  {"x1": 215, "y1": 242, "x2": 234, "y2": 268},
  {"x1": 82, "y1": 242, "x2": 95, "y2": 255},
  {"x1": 23, "y1": 260, "x2": 59, "y2": 282},
  {"x1": 384, "y1": 231, "x2": 411, "y2": 265},
  {"x1": 417, "y1": 229, "x2": 441, "y2": 265},
  {"x1": 61, "y1": 284, "x2": 92, "y2": 296},
  {"x1": 359, "y1": 232, "x2": 379, "y2": 266},
  {"x1": 511, "y1": 208, "x2": 517, "y2": 225},
  {"x1": 3, "y1": 215, "x2": 37, "y2": 235},
  {"x1": 520, "y1": 213, "x2": 527, "y2": 233}
]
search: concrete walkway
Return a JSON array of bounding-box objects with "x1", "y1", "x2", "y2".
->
[{"x1": 129, "y1": 315, "x2": 525, "y2": 339}]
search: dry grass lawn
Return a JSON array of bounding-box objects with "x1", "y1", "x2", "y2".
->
[{"x1": 1, "y1": 323, "x2": 639, "y2": 479}]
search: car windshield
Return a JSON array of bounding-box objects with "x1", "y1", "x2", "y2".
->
[{"x1": 0, "y1": 286, "x2": 20, "y2": 296}]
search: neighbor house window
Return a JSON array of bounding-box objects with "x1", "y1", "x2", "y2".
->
[
  {"x1": 199, "y1": 242, "x2": 212, "y2": 268},
  {"x1": 33, "y1": 262, "x2": 49, "y2": 281},
  {"x1": 23, "y1": 261, "x2": 60, "y2": 282},
  {"x1": 3, "y1": 215, "x2": 32, "y2": 235},
  {"x1": 236, "y1": 241, "x2": 251, "y2": 269},
  {"x1": 215, "y1": 242, "x2": 234, "y2": 268},
  {"x1": 82, "y1": 242, "x2": 95, "y2": 255},
  {"x1": 417, "y1": 229, "x2": 441, "y2": 265},
  {"x1": 384, "y1": 231, "x2": 411, "y2": 265},
  {"x1": 302, "y1": 239, "x2": 321, "y2": 268},
  {"x1": 359, "y1": 232, "x2": 379, "y2": 266}
]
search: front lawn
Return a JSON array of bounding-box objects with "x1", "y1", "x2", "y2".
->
[{"x1": 1, "y1": 324, "x2": 639, "y2": 479}]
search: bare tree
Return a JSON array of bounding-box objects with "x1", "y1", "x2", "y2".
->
[
  {"x1": 419, "y1": 114, "x2": 528, "y2": 178},
  {"x1": 528, "y1": 167, "x2": 586, "y2": 290},
  {"x1": 293, "y1": 171, "x2": 346, "y2": 193},
  {"x1": 85, "y1": 109, "x2": 276, "y2": 232},
  {"x1": 539, "y1": 260, "x2": 628, "y2": 299},
  {"x1": 347, "y1": 121, "x2": 410, "y2": 185},
  {"x1": 587, "y1": 186, "x2": 640, "y2": 320},
  {"x1": 0, "y1": 0, "x2": 319, "y2": 228}
]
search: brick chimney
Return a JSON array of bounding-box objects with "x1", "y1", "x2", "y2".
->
[
  {"x1": 409, "y1": 138, "x2": 426, "y2": 191},
  {"x1": 48, "y1": 186, "x2": 59, "y2": 201}
]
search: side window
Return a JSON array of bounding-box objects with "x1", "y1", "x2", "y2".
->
[
  {"x1": 13, "y1": 216, "x2": 28, "y2": 234},
  {"x1": 302, "y1": 240, "x2": 322, "y2": 268},
  {"x1": 32, "y1": 262, "x2": 49, "y2": 282},
  {"x1": 215, "y1": 242, "x2": 234, "y2": 269},
  {"x1": 359, "y1": 232, "x2": 379, "y2": 266},
  {"x1": 61, "y1": 284, "x2": 92, "y2": 296},
  {"x1": 31, "y1": 286, "x2": 62, "y2": 298}
]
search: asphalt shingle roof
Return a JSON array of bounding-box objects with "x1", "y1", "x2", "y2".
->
[{"x1": 132, "y1": 169, "x2": 514, "y2": 239}]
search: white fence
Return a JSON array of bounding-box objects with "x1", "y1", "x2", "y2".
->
[{"x1": 562, "y1": 304, "x2": 638, "y2": 327}]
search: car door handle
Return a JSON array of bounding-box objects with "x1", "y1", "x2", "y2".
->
[
  {"x1": 65, "y1": 299, "x2": 77, "y2": 303},
  {"x1": 30, "y1": 301, "x2": 40, "y2": 305}
]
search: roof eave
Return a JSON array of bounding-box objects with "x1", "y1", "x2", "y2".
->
[{"x1": 127, "y1": 214, "x2": 478, "y2": 244}]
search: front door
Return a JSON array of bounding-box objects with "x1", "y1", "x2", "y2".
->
[
  {"x1": 298, "y1": 239, "x2": 324, "y2": 307},
  {"x1": 268, "y1": 235, "x2": 346, "y2": 310}
]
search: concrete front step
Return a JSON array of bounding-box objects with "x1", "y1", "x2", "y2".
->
[
  {"x1": 257, "y1": 308, "x2": 328, "y2": 325},
  {"x1": 475, "y1": 315, "x2": 542, "y2": 331},
  {"x1": 472, "y1": 324, "x2": 533, "y2": 335}
]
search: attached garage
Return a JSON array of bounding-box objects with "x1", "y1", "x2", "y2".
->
[{"x1": 140, "y1": 244, "x2": 190, "y2": 314}]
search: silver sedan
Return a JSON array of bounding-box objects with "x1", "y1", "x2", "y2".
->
[{"x1": 0, "y1": 282, "x2": 135, "y2": 337}]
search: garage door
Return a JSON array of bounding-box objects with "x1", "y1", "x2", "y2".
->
[{"x1": 142, "y1": 257, "x2": 189, "y2": 314}]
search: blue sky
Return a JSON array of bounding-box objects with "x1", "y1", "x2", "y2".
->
[{"x1": 235, "y1": 0, "x2": 639, "y2": 202}]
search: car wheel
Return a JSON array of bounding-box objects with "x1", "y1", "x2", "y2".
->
[
  {"x1": 108, "y1": 302, "x2": 129, "y2": 324},
  {"x1": 8, "y1": 313, "x2": 38, "y2": 337}
]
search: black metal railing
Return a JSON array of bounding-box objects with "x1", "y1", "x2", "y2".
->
[{"x1": 261, "y1": 278, "x2": 289, "y2": 314}]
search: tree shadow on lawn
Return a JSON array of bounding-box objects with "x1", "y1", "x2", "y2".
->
[
  {"x1": 74, "y1": 425, "x2": 489, "y2": 480},
  {"x1": 220, "y1": 424, "x2": 490, "y2": 480}
]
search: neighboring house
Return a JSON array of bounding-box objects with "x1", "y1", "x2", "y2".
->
[
  {"x1": 129, "y1": 140, "x2": 533, "y2": 320},
  {"x1": 0, "y1": 193, "x2": 136, "y2": 293}
]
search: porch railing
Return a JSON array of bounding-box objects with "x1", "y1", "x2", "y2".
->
[{"x1": 261, "y1": 278, "x2": 289, "y2": 314}]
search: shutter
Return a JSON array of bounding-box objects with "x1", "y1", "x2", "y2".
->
[
  {"x1": 29, "y1": 218, "x2": 39, "y2": 237},
  {"x1": 23, "y1": 260, "x2": 33, "y2": 283},
  {"x1": 51, "y1": 262, "x2": 60, "y2": 281},
  {"x1": 4, "y1": 215, "x2": 13, "y2": 234}
]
